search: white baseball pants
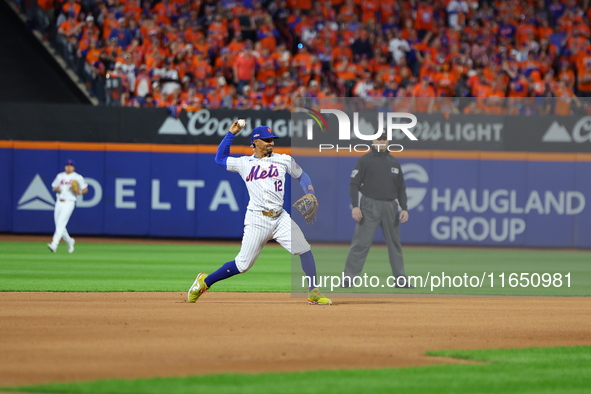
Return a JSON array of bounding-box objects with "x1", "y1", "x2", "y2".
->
[
  {"x1": 50, "y1": 199, "x2": 75, "y2": 248},
  {"x1": 235, "y1": 210, "x2": 311, "y2": 272}
]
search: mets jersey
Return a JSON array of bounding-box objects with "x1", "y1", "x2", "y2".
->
[
  {"x1": 51, "y1": 172, "x2": 88, "y2": 202},
  {"x1": 226, "y1": 153, "x2": 303, "y2": 211}
]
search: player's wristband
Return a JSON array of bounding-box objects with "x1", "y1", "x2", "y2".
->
[{"x1": 298, "y1": 171, "x2": 314, "y2": 194}]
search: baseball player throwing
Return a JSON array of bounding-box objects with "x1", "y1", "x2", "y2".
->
[
  {"x1": 188, "y1": 121, "x2": 332, "y2": 305},
  {"x1": 48, "y1": 159, "x2": 88, "y2": 253}
]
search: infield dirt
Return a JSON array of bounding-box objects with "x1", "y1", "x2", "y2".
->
[{"x1": 1, "y1": 292, "x2": 591, "y2": 386}]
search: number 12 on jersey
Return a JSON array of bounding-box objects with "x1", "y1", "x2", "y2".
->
[{"x1": 274, "y1": 180, "x2": 283, "y2": 192}]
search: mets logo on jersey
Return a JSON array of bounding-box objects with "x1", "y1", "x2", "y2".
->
[{"x1": 246, "y1": 164, "x2": 279, "y2": 182}]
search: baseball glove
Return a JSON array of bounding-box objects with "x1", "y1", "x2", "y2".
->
[
  {"x1": 71, "y1": 180, "x2": 80, "y2": 195},
  {"x1": 293, "y1": 193, "x2": 318, "y2": 224}
]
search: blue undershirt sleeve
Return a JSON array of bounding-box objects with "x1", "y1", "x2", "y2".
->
[
  {"x1": 214, "y1": 132, "x2": 236, "y2": 169},
  {"x1": 297, "y1": 171, "x2": 314, "y2": 195}
]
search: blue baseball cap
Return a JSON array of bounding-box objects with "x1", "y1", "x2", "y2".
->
[
  {"x1": 65, "y1": 159, "x2": 76, "y2": 166},
  {"x1": 251, "y1": 126, "x2": 278, "y2": 144}
]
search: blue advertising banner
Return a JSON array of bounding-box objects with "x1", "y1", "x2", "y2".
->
[
  {"x1": 301, "y1": 156, "x2": 589, "y2": 248},
  {"x1": 575, "y1": 160, "x2": 591, "y2": 248},
  {"x1": 12, "y1": 149, "x2": 60, "y2": 233},
  {"x1": 4, "y1": 145, "x2": 590, "y2": 248},
  {"x1": 0, "y1": 148, "x2": 13, "y2": 232},
  {"x1": 60, "y1": 149, "x2": 106, "y2": 235}
]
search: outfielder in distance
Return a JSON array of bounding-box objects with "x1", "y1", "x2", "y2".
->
[
  {"x1": 48, "y1": 159, "x2": 88, "y2": 253},
  {"x1": 188, "y1": 120, "x2": 332, "y2": 305}
]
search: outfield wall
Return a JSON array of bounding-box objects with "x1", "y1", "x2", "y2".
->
[{"x1": 1, "y1": 142, "x2": 589, "y2": 248}]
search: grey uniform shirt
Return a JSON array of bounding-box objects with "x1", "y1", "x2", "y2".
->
[{"x1": 349, "y1": 149, "x2": 408, "y2": 210}]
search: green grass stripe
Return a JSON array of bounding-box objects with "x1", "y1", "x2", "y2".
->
[
  {"x1": 0, "y1": 242, "x2": 290, "y2": 292},
  {"x1": 3, "y1": 346, "x2": 591, "y2": 394},
  {"x1": 1, "y1": 241, "x2": 590, "y2": 295}
]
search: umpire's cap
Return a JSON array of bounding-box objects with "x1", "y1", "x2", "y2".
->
[
  {"x1": 375, "y1": 131, "x2": 388, "y2": 140},
  {"x1": 251, "y1": 126, "x2": 279, "y2": 144},
  {"x1": 65, "y1": 159, "x2": 76, "y2": 166}
]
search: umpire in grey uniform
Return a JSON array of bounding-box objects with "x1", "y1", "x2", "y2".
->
[{"x1": 343, "y1": 132, "x2": 410, "y2": 286}]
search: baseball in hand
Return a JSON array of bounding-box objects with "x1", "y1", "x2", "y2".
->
[{"x1": 237, "y1": 119, "x2": 246, "y2": 128}]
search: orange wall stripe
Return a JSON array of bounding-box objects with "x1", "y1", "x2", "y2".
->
[
  {"x1": 13, "y1": 141, "x2": 61, "y2": 150},
  {"x1": 1, "y1": 140, "x2": 590, "y2": 162}
]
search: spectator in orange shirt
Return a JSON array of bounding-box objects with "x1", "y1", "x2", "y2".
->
[
  {"x1": 339, "y1": 0, "x2": 357, "y2": 22},
  {"x1": 256, "y1": 47, "x2": 277, "y2": 82},
  {"x1": 415, "y1": 0, "x2": 435, "y2": 39},
  {"x1": 58, "y1": 11, "x2": 82, "y2": 38},
  {"x1": 240, "y1": 85, "x2": 261, "y2": 109},
  {"x1": 192, "y1": 52, "x2": 213, "y2": 81},
  {"x1": 576, "y1": 46, "x2": 591, "y2": 74},
  {"x1": 432, "y1": 62, "x2": 457, "y2": 97},
  {"x1": 272, "y1": 43, "x2": 291, "y2": 77},
  {"x1": 292, "y1": 45, "x2": 313, "y2": 80},
  {"x1": 78, "y1": 15, "x2": 99, "y2": 52},
  {"x1": 288, "y1": 0, "x2": 312, "y2": 13},
  {"x1": 227, "y1": 31, "x2": 247, "y2": 55},
  {"x1": 361, "y1": 0, "x2": 379, "y2": 23},
  {"x1": 269, "y1": 94, "x2": 288, "y2": 110},
  {"x1": 462, "y1": 100, "x2": 480, "y2": 114},
  {"x1": 233, "y1": 44, "x2": 257, "y2": 94},
  {"x1": 557, "y1": 62, "x2": 575, "y2": 90},
  {"x1": 331, "y1": 40, "x2": 353, "y2": 62},
  {"x1": 184, "y1": 22, "x2": 203, "y2": 44},
  {"x1": 380, "y1": 0, "x2": 396, "y2": 25},
  {"x1": 182, "y1": 87, "x2": 204, "y2": 112},
  {"x1": 507, "y1": 75, "x2": 530, "y2": 98},
  {"x1": 61, "y1": 0, "x2": 81, "y2": 19},
  {"x1": 334, "y1": 57, "x2": 357, "y2": 82},
  {"x1": 516, "y1": 18, "x2": 536, "y2": 46},
  {"x1": 319, "y1": 0, "x2": 336, "y2": 21},
  {"x1": 208, "y1": 14, "x2": 228, "y2": 46},
  {"x1": 215, "y1": 48, "x2": 235, "y2": 82},
  {"x1": 251, "y1": 1, "x2": 268, "y2": 22},
  {"x1": 553, "y1": 79, "x2": 581, "y2": 115},
  {"x1": 381, "y1": 66, "x2": 401, "y2": 85},
  {"x1": 102, "y1": 11, "x2": 119, "y2": 40},
  {"x1": 153, "y1": 0, "x2": 176, "y2": 25},
  {"x1": 577, "y1": 63, "x2": 591, "y2": 97},
  {"x1": 411, "y1": 78, "x2": 436, "y2": 113},
  {"x1": 57, "y1": 12, "x2": 83, "y2": 66},
  {"x1": 393, "y1": 86, "x2": 414, "y2": 113},
  {"x1": 370, "y1": 53, "x2": 391, "y2": 75},
  {"x1": 261, "y1": 77, "x2": 278, "y2": 108},
  {"x1": 538, "y1": 19, "x2": 554, "y2": 42},
  {"x1": 485, "y1": 79, "x2": 507, "y2": 115},
  {"x1": 257, "y1": 16, "x2": 278, "y2": 52},
  {"x1": 205, "y1": 87, "x2": 223, "y2": 109}
]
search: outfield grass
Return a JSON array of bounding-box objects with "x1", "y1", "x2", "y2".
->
[
  {"x1": 2, "y1": 346, "x2": 590, "y2": 394},
  {"x1": 0, "y1": 241, "x2": 290, "y2": 292},
  {"x1": 300, "y1": 247, "x2": 591, "y2": 296},
  {"x1": 1, "y1": 241, "x2": 590, "y2": 295}
]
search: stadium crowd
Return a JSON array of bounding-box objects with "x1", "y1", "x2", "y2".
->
[{"x1": 18, "y1": 0, "x2": 591, "y2": 114}]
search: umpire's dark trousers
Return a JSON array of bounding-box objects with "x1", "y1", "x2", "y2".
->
[{"x1": 343, "y1": 195, "x2": 406, "y2": 279}]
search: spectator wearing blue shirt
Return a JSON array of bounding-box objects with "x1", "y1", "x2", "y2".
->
[{"x1": 109, "y1": 18, "x2": 133, "y2": 49}]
